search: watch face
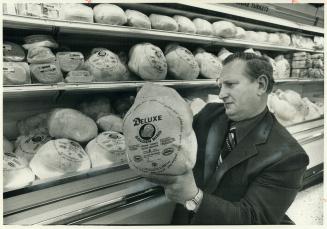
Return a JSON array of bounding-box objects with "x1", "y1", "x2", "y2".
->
[{"x1": 185, "y1": 200, "x2": 197, "y2": 211}]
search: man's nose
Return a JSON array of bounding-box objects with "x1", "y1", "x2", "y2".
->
[{"x1": 218, "y1": 86, "x2": 228, "y2": 99}]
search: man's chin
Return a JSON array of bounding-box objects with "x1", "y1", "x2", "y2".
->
[{"x1": 225, "y1": 109, "x2": 239, "y2": 121}]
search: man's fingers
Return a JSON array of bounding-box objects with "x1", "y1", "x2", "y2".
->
[{"x1": 143, "y1": 174, "x2": 177, "y2": 185}]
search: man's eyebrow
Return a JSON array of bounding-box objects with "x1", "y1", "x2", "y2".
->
[{"x1": 222, "y1": 79, "x2": 239, "y2": 83}]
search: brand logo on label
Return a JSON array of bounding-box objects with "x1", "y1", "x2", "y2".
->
[
  {"x1": 139, "y1": 123, "x2": 156, "y2": 140},
  {"x1": 162, "y1": 148, "x2": 174, "y2": 156},
  {"x1": 133, "y1": 115, "x2": 162, "y2": 126},
  {"x1": 134, "y1": 155, "x2": 142, "y2": 162}
]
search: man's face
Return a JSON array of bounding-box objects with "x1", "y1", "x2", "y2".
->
[{"x1": 218, "y1": 60, "x2": 261, "y2": 121}]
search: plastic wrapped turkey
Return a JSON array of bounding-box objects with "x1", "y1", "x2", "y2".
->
[
  {"x1": 85, "y1": 131, "x2": 127, "y2": 168},
  {"x1": 3, "y1": 41, "x2": 26, "y2": 62},
  {"x1": 128, "y1": 43, "x2": 167, "y2": 80},
  {"x1": 61, "y1": 3, "x2": 93, "y2": 22},
  {"x1": 17, "y1": 112, "x2": 50, "y2": 136},
  {"x1": 192, "y1": 18, "x2": 213, "y2": 36},
  {"x1": 125, "y1": 9, "x2": 151, "y2": 29},
  {"x1": 234, "y1": 27, "x2": 246, "y2": 39},
  {"x1": 48, "y1": 108, "x2": 98, "y2": 143},
  {"x1": 123, "y1": 83, "x2": 197, "y2": 175},
  {"x1": 212, "y1": 21, "x2": 237, "y2": 38},
  {"x1": 29, "y1": 139, "x2": 91, "y2": 179},
  {"x1": 243, "y1": 31, "x2": 258, "y2": 42},
  {"x1": 27, "y1": 47, "x2": 56, "y2": 64},
  {"x1": 274, "y1": 55, "x2": 290, "y2": 79},
  {"x1": 30, "y1": 62, "x2": 64, "y2": 83},
  {"x1": 3, "y1": 137, "x2": 14, "y2": 153},
  {"x1": 15, "y1": 134, "x2": 52, "y2": 162},
  {"x1": 23, "y1": 35, "x2": 58, "y2": 50},
  {"x1": 79, "y1": 96, "x2": 112, "y2": 120},
  {"x1": 56, "y1": 52, "x2": 84, "y2": 72},
  {"x1": 194, "y1": 48, "x2": 223, "y2": 79},
  {"x1": 302, "y1": 97, "x2": 322, "y2": 121},
  {"x1": 149, "y1": 14, "x2": 178, "y2": 31},
  {"x1": 173, "y1": 15, "x2": 196, "y2": 34},
  {"x1": 165, "y1": 43, "x2": 199, "y2": 80},
  {"x1": 3, "y1": 62, "x2": 31, "y2": 85},
  {"x1": 96, "y1": 114, "x2": 123, "y2": 133},
  {"x1": 93, "y1": 4, "x2": 127, "y2": 25},
  {"x1": 217, "y1": 48, "x2": 233, "y2": 62},
  {"x1": 256, "y1": 32, "x2": 269, "y2": 43},
  {"x1": 85, "y1": 49, "x2": 129, "y2": 82},
  {"x1": 4, "y1": 152, "x2": 35, "y2": 190}
]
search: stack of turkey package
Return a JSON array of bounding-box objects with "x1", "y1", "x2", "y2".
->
[{"x1": 290, "y1": 52, "x2": 324, "y2": 79}]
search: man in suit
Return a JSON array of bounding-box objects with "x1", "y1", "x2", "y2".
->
[{"x1": 146, "y1": 52, "x2": 309, "y2": 224}]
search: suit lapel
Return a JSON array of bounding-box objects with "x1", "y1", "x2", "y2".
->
[{"x1": 205, "y1": 111, "x2": 274, "y2": 193}]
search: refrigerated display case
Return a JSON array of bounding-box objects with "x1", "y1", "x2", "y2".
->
[{"x1": 3, "y1": 2, "x2": 324, "y2": 225}]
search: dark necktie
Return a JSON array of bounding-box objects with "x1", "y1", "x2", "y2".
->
[{"x1": 218, "y1": 126, "x2": 236, "y2": 166}]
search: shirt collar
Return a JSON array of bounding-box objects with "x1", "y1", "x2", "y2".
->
[{"x1": 229, "y1": 107, "x2": 269, "y2": 145}]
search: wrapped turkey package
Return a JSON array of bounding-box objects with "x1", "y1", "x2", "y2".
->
[
  {"x1": 149, "y1": 14, "x2": 178, "y2": 32},
  {"x1": 128, "y1": 43, "x2": 167, "y2": 80},
  {"x1": 29, "y1": 139, "x2": 91, "y2": 179},
  {"x1": 17, "y1": 112, "x2": 49, "y2": 135},
  {"x1": 212, "y1": 21, "x2": 237, "y2": 38},
  {"x1": 3, "y1": 41, "x2": 25, "y2": 62},
  {"x1": 27, "y1": 47, "x2": 56, "y2": 64},
  {"x1": 30, "y1": 62, "x2": 64, "y2": 83},
  {"x1": 192, "y1": 18, "x2": 213, "y2": 36},
  {"x1": 217, "y1": 48, "x2": 233, "y2": 62},
  {"x1": 56, "y1": 52, "x2": 84, "y2": 72},
  {"x1": 48, "y1": 108, "x2": 98, "y2": 143},
  {"x1": 93, "y1": 4, "x2": 127, "y2": 25},
  {"x1": 85, "y1": 49, "x2": 129, "y2": 82},
  {"x1": 97, "y1": 114, "x2": 123, "y2": 133},
  {"x1": 123, "y1": 83, "x2": 197, "y2": 175},
  {"x1": 194, "y1": 48, "x2": 222, "y2": 79},
  {"x1": 15, "y1": 134, "x2": 52, "y2": 162},
  {"x1": 65, "y1": 70, "x2": 94, "y2": 83},
  {"x1": 86, "y1": 131, "x2": 127, "y2": 168},
  {"x1": 23, "y1": 35, "x2": 58, "y2": 50},
  {"x1": 235, "y1": 27, "x2": 246, "y2": 39},
  {"x1": 4, "y1": 152, "x2": 35, "y2": 190},
  {"x1": 173, "y1": 15, "x2": 196, "y2": 34},
  {"x1": 79, "y1": 96, "x2": 112, "y2": 120},
  {"x1": 3, "y1": 62, "x2": 31, "y2": 85},
  {"x1": 165, "y1": 44, "x2": 199, "y2": 80},
  {"x1": 125, "y1": 9, "x2": 151, "y2": 29},
  {"x1": 274, "y1": 55, "x2": 290, "y2": 79},
  {"x1": 61, "y1": 3, "x2": 93, "y2": 22}
]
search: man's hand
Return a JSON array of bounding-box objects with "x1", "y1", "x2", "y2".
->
[
  {"x1": 143, "y1": 173, "x2": 177, "y2": 186},
  {"x1": 164, "y1": 170, "x2": 198, "y2": 205}
]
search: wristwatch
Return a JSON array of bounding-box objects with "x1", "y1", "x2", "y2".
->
[{"x1": 184, "y1": 188, "x2": 203, "y2": 212}]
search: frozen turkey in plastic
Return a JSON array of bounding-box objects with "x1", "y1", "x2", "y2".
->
[
  {"x1": 278, "y1": 33, "x2": 291, "y2": 46},
  {"x1": 3, "y1": 137, "x2": 14, "y2": 153},
  {"x1": 194, "y1": 48, "x2": 222, "y2": 79},
  {"x1": 302, "y1": 98, "x2": 321, "y2": 120},
  {"x1": 274, "y1": 55, "x2": 290, "y2": 79},
  {"x1": 234, "y1": 27, "x2": 246, "y2": 39},
  {"x1": 41, "y1": 3, "x2": 61, "y2": 19},
  {"x1": 244, "y1": 31, "x2": 258, "y2": 42},
  {"x1": 256, "y1": 32, "x2": 268, "y2": 43},
  {"x1": 15, "y1": 134, "x2": 52, "y2": 162},
  {"x1": 93, "y1": 4, "x2": 127, "y2": 25},
  {"x1": 3, "y1": 62, "x2": 31, "y2": 85},
  {"x1": 212, "y1": 21, "x2": 237, "y2": 38},
  {"x1": 217, "y1": 48, "x2": 233, "y2": 62},
  {"x1": 3, "y1": 41, "x2": 25, "y2": 62},
  {"x1": 17, "y1": 112, "x2": 50, "y2": 136},
  {"x1": 79, "y1": 96, "x2": 112, "y2": 120},
  {"x1": 23, "y1": 35, "x2": 58, "y2": 50},
  {"x1": 16, "y1": 3, "x2": 42, "y2": 17},
  {"x1": 97, "y1": 114, "x2": 123, "y2": 133},
  {"x1": 123, "y1": 83, "x2": 196, "y2": 175},
  {"x1": 278, "y1": 90, "x2": 305, "y2": 115},
  {"x1": 30, "y1": 62, "x2": 64, "y2": 84},
  {"x1": 125, "y1": 9, "x2": 151, "y2": 29},
  {"x1": 27, "y1": 47, "x2": 56, "y2": 64},
  {"x1": 48, "y1": 108, "x2": 98, "y2": 143},
  {"x1": 65, "y1": 70, "x2": 94, "y2": 83},
  {"x1": 29, "y1": 139, "x2": 91, "y2": 179},
  {"x1": 61, "y1": 3, "x2": 93, "y2": 22},
  {"x1": 128, "y1": 43, "x2": 167, "y2": 80},
  {"x1": 313, "y1": 36, "x2": 324, "y2": 50},
  {"x1": 267, "y1": 33, "x2": 281, "y2": 44},
  {"x1": 4, "y1": 152, "x2": 35, "y2": 190},
  {"x1": 173, "y1": 15, "x2": 196, "y2": 34},
  {"x1": 192, "y1": 18, "x2": 213, "y2": 36},
  {"x1": 56, "y1": 52, "x2": 84, "y2": 72},
  {"x1": 149, "y1": 14, "x2": 178, "y2": 31},
  {"x1": 291, "y1": 69, "x2": 308, "y2": 78},
  {"x1": 85, "y1": 49, "x2": 128, "y2": 82},
  {"x1": 85, "y1": 131, "x2": 127, "y2": 168},
  {"x1": 165, "y1": 43, "x2": 199, "y2": 80}
]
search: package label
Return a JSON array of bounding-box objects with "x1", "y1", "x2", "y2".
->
[
  {"x1": 42, "y1": 4, "x2": 60, "y2": 19},
  {"x1": 125, "y1": 100, "x2": 183, "y2": 174},
  {"x1": 89, "y1": 50, "x2": 119, "y2": 71},
  {"x1": 96, "y1": 131, "x2": 126, "y2": 162},
  {"x1": 54, "y1": 139, "x2": 88, "y2": 172},
  {"x1": 3, "y1": 66, "x2": 15, "y2": 73},
  {"x1": 39, "y1": 64, "x2": 57, "y2": 73}
]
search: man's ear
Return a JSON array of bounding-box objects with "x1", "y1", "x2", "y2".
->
[{"x1": 257, "y1": 74, "x2": 269, "y2": 95}]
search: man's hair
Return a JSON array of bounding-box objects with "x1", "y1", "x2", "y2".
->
[{"x1": 223, "y1": 52, "x2": 275, "y2": 93}]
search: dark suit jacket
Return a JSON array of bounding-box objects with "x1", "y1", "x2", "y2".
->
[{"x1": 171, "y1": 103, "x2": 309, "y2": 225}]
